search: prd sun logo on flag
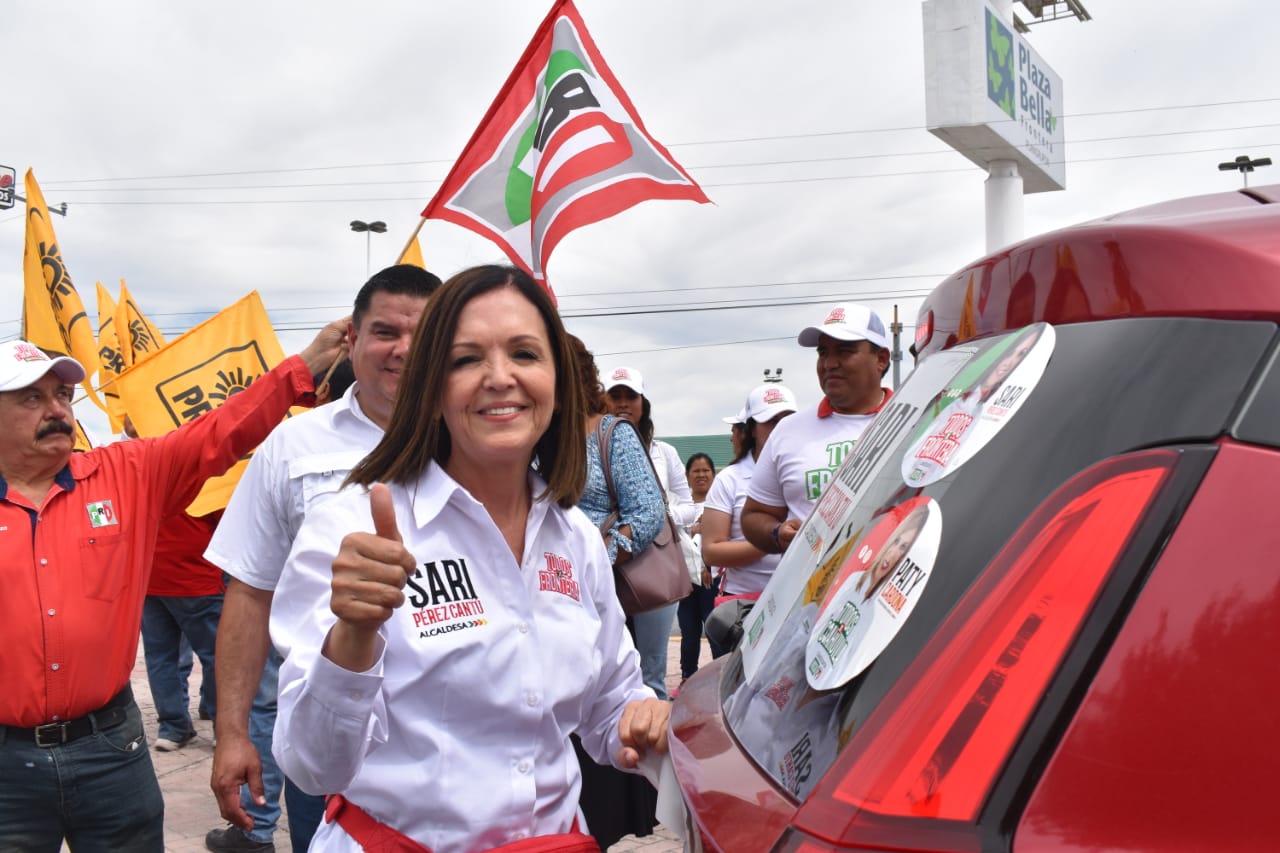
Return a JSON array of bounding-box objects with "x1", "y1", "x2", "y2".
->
[{"x1": 153, "y1": 342, "x2": 269, "y2": 427}]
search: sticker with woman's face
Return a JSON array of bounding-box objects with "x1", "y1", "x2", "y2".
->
[
  {"x1": 804, "y1": 496, "x2": 941, "y2": 690},
  {"x1": 901, "y1": 323, "x2": 1055, "y2": 488}
]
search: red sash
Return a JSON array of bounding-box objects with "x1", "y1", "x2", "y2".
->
[{"x1": 325, "y1": 794, "x2": 601, "y2": 853}]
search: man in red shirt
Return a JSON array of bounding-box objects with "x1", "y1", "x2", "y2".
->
[
  {"x1": 140, "y1": 508, "x2": 224, "y2": 751},
  {"x1": 0, "y1": 328, "x2": 341, "y2": 852}
]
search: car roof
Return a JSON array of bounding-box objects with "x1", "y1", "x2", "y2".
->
[{"x1": 916, "y1": 184, "x2": 1280, "y2": 356}]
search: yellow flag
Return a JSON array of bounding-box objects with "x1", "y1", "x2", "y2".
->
[
  {"x1": 22, "y1": 169, "x2": 105, "y2": 409},
  {"x1": 115, "y1": 280, "x2": 167, "y2": 368},
  {"x1": 95, "y1": 282, "x2": 128, "y2": 433},
  {"x1": 74, "y1": 419, "x2": 94, "y2": 453},
  {"x1": 114, "y1": 291, "x2": 297, "y2": 516},
  {"x1": 397, "y1": 235, "x2": 426, "y2": 269}
]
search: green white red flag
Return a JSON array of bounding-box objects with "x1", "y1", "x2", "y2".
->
[{"x1": 421, "y1": 0, "x2": 710, "y2": 292}]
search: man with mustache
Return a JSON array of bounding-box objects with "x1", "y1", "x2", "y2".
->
[{"x1": 0, "y1": 329, "x2": 342, "y2": 853}]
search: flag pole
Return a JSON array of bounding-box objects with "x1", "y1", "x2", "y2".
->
[{"x1": 396, "y1": 218, "x2": 427, "y2": 265}]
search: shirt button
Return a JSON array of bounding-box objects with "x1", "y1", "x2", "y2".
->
[
  {"x1": 348, "y1": 690, "x2": 363, "y2": 700},
  {"x1": 517, "y1": 760, "x2": 531, "y2": 773},
  {"x1": 47, "y1": 609, "x2": 55, "y2": 617},
  {"x1": 39, "y1": 558, "x2": 48, "y2": 566},
  {"x1": 52, "y1": 715, "x2": 60, "y2": 721},
  {"x1": 517, "y1": 622, "x2": 529, "y2": 634},
  {"x1": 526, "y1": 693, "x2": 538, "y2": 707},
  {"x1": 51, "y1": 663, "x2": 60, "y2": 671}
]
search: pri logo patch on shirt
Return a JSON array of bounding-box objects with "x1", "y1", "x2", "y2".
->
[
  {"x1": 538, "y1": 552, "x2": 581, "y2": 602},
  {"x1": 86, "y1": 500, "x2": 118, "y2": 528}
]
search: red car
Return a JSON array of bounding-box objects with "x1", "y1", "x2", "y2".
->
[{"x1": 670, "y1": 184, "x2": 1280, "y2": 852}]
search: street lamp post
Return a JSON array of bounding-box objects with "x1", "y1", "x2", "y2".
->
[
  {"x1": 1218, "y1": 155, "x2": 1272, "y2": 188},
  {"x1": 349, "y1": 220, "x2": 387, "y2": 277}
]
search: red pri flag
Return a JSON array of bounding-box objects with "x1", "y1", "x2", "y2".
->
[{"x1": 422, "y1": 0, "x2": 709, "y2": 292}]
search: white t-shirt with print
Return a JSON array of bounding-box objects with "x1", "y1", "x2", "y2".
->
[
  {"x1": 703, "y1": 455, "x2": 781, "y2": 595},
  {"x1": 747, "y1": 403, "x2": 878, "y2": 523}
]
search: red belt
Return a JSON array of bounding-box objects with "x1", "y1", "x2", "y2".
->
[{"x1": 325, "y1": 794, "x2": 600, "y2": 853}]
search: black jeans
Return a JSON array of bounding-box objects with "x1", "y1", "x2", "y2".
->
[{"x1": 676, "y1": 578, "x2": 723, "y2": 680}]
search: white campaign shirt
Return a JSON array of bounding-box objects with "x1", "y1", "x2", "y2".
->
[
  {"x1": 703, "y1": 455, "x2": 780, "y2": 595},
  {"x1": 205, "y1": 384, "x2": 383, "y2": 591},
  {"x1": 747, "y1": 403, "x2": 879, "y2": 522},
  {"x1": 271, "y1": 464, "x2": 653, "y2": 853},
  {"x1": 651, "y1": 439, "x2": 698, "y2": 527}
]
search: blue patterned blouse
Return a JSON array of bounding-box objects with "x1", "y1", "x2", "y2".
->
[{"x1": 579, "y1": 415, "x2": 665, "y2": 563}]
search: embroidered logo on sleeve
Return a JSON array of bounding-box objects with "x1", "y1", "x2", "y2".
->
[
  {"x1": 538, "y1": 552, "x2": 581, "y2": 602},
  {"x1": 405, "y1": 557, "x2": 488, "y2": 638},
  {"x1": 86, "y1": 500, "x2": 119, "y2": 528}
]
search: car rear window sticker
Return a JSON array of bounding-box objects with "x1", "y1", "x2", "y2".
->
[
  {"x1": 805, "y1": 495, "x2": 941, "y2": 690},
  {"x1": 902, "y1": 322, "x2": 1055, "y2": 488},
  {"x1": 740, "y1": 348, "x2": 971, "y2": 681}
]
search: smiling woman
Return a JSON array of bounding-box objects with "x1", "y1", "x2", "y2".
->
[{"x1": 270, "y1": 264, "x2": 672, "y2": 853}]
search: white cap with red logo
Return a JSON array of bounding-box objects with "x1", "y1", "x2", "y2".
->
[
  {"x1": 797, "y1": 303, "x2": 889, "y2": 349},
  {"x1": 723, "y1": 383, "x2": 798, "y2": 424},
  {"x1": 0, "y1": 340, "x2": 86, "y2": 392},
  {"x1": 604, "y1": 366, "x2": 645, "y2": 396}
]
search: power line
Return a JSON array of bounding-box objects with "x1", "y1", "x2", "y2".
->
[
  {"x1": 38, "y1": 138, "x2": 1278, "y2": 207},
  {"x1": 39, "y1": 96, "x2": 1280, "y2": 187},
  {"x1": 39, "y1": 121, "x2": 1280, "y2": 196}
]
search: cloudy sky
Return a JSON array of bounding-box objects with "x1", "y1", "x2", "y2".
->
[{"x1": 2, "y1": 0, "x2": 1276, "y2": 443}]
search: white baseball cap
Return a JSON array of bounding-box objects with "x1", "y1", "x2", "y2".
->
[
  {"x1": 604, "y1": 366, "x2": 645, "y2": 396},
  {"x1": 723, "y1": 383, "x2": 798, "y2": 424},
  {"x1": 798, "y1": 303, "x2": 889, "y2": 349},
  {"x1": 0, "y1": 340, "x2": 86, "y2": 392}
]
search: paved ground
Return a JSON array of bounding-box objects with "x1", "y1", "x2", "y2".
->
[{"x1": 137, "y1": 635, "x2": 703, "y2": 852}]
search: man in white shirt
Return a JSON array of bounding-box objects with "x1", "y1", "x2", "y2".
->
[
  {"x1": 205, "y1": 265, "x2": 440, "y2": 853},
  {"x1": 741, "y1": 303, "x2": 892, "y2": 555}
]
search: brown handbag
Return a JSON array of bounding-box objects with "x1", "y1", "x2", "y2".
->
[{"x1": 595, "y1": 417, "x2": 693, "y2": 615}]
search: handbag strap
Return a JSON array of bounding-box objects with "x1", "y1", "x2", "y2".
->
[
  {"x1": 594, "y1": 416, "x2": 622, "y2": 521},
  {"x1": 594, "y1": 416, "x2": 673, "y2": 540}
]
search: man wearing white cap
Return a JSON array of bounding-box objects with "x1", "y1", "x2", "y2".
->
[
  {"x1": 741, "y1": 303, "x2": 892, "y2": 554},
  {"x1": 0, "y1": 330, "x2": 341, "y2": 852}
]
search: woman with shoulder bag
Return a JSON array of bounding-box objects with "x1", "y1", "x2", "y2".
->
[
  {"x1": 603, "y1": 365, "x2": 698, "y2": 701},
  {"x1": 567, "y1": 336, "x2": 667, "y2": 850}
]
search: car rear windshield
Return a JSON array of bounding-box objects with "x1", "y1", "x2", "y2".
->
[{"x1": 724, "y1": 316, "x2": 1276, "y2": 800}]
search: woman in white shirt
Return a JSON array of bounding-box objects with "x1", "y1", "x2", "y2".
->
[
  {"x1": 601, "y1": 366, "x2": 698, "y2": 700},
  {"x1": 702, "y1": 384, "x2": 798, "y2": 604},
  {"x1": 271, "y1": 265, "x2": 668, "y2": 853}
]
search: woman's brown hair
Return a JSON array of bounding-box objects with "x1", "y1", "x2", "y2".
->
[
  {"x1": 567, "y1": 333, "x2": 607, "y2": 416},
  {"x1": 347, "y1": 264, "x2": 587, "y2": 508}
]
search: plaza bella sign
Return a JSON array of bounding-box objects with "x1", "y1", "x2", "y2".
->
[{"x1": 922, "y1": 0, "x2": 1066, "y2": 192}]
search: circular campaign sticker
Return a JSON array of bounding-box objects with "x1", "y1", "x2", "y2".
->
[
  {"x1": 901, "y1": 322, "x2": 1055, "y2": 488},
  {"x1": 805, "y1": 496, "x2": 941, "y2": 690}
]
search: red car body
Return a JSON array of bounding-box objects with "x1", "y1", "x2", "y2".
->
[{"x1": 670, "y1": 185, "x2": 1280, "y2": 852}]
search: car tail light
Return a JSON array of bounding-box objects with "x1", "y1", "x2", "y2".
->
[
  {"x1": 914, "y1": 309, "x2": 934, "y2": 355},
  {"x1": 777, "y1": 450, "x2": 1180, "y2": 852}
]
